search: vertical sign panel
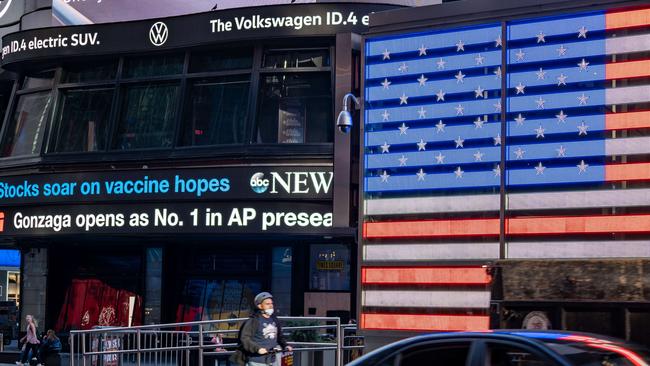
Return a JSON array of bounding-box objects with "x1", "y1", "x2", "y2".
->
[
  {"x1": 361, "y1": 4, "x2": 650, "y2": 332},
  {"x1": 362, "y1": 23, "x2": 502, "y2": 331},
  {"x1": 505, "y1": 7, "x2": 650, "y2": 258}
]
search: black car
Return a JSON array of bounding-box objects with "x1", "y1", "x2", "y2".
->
[{"x1": 348, "y1": 330, "x2": 650, "y2": 366}]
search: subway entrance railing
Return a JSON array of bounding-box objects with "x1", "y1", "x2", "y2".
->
[{"x1": 69, "y1": 317, "x2": 364, "y2": 366}]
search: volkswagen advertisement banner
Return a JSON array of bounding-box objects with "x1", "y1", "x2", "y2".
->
[
  {"x1": 3, "y1": 3, "x2": 401, "y2": 67},
  {"x1": 53, "y1": 0, "x2": 441, "y2": 26}
]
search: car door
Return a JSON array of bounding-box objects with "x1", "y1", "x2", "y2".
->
[
  {"x1": 472, "y1": 340, "x2": 569, "y2": 366},
  {"x1": 374, "y1": 339, "x2": 476, "y2": 366}
]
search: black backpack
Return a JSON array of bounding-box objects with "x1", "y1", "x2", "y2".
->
[{"x1": 229, "y1": 317, "x2": 253, "y2": 366}]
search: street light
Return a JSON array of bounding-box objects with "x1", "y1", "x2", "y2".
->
[{"x1": 336, "y1": 93, "x2": 360, "y2": 134}]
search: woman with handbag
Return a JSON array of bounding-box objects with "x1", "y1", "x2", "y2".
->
[{"x1": 16, "y1": 315, "x2": 40, "y2": 366}]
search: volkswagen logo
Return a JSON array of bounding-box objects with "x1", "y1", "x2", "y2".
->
[{"x1": 149, "y1": 22, "x2": 168, "y2": 46}]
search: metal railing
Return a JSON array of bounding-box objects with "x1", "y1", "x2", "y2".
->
[{"x1": 69, "y1": 317, "x2": 363, "y2": 366}]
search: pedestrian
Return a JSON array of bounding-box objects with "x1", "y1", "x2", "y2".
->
[
  {"x1": 230, "y1": 292, "x2": 293, "y2": 366},
  {"x1": 36, "y1": 330, "x2": 61, "y2": 366},
  {"x1": 16, "y1": 314, "x2": 40, "y2": 366}
]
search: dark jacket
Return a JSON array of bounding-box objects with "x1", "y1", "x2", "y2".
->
[
  {"x1": 230, "y1": 312, "x2": 288, "y2": 366},
  {"x1": 40, "y1": 337, "x2": 62, "y2": 352}
]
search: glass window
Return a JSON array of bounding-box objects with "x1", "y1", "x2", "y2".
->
[
  {"x1": 62, "y1": 61, "x2": 118, "y2": 83},
  {"x1": 52, "y1": 88, "x2": 113, "y2": 153},
  {"x1": 175, "y1": 279, "x2": 262, "y2": 331},
  {"x1": 272, "y1": 247, "x2": 293, "y2": 315},
  {"x1": 380, "y1": 343, "x2": 471, "y2": 366},
  {"x1": 22, "y1": 70, "x2": 55, "y2": 89},
  {"x1": 263, "y1": 48, "x2": 330, "y2": 68},
  {"x1": 53, "y1": 249, "x2": 144, "y2": 331},
  {"x1": 144, "y1": 248, "x2": 163, "y2": 325},
  {"x1": 0, "y1": 91, "x2": 52, "y2": 157},
  {"x1": 309, "y1": 244, "x2": 350, "y2": 291},
  {"x1": 184, "y1": 251, "x2": 265, "y2": 275},
  {"x1": 256, "y1": 72, "x2": 332, "y2": 144},
  {"x1": 487, "y1": 343, "x2": 555, "y2": 366},
  {"x1": 0, "y1": 81, "x2": 14, "y2": 133},
  {"x1": 189, "y1": 47, "x2": 253, "y2": 73},
  {"x1": 123, "y1": 53, "x2": 184, "y2": 78},
  {"x1": 8, "y1": 271, "x2": 20, "y2": 305},
  {"x1": 541, "y1": 339, "x2": 650, "y2": 366},
  {"x1": 180, "y1": 75, "x2": 250, "y2": 147},
  {"x1": 113, "y1": 83, "x2": 179, "y2": 150}
]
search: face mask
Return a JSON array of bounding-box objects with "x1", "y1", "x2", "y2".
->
[{"x1": 263, "y1": 309, "x2": 274, "y2": 316}]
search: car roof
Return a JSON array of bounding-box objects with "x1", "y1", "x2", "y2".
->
[
  {"x1": 347, "y1": 330, "x2": 637, "y2": 366},
  {"x1": 396, "y1": 329, "x2": 626, "y2": 345}
]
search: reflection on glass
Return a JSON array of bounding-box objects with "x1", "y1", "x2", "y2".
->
[
  {"x1": 0, "y1": 92, "x2": 52, "y2": 157},
  {"x1": 190, "y1": 48, "x2": 253, "y2": 73},
  {"x1": 63, "y1": 61, "x2": 118, "y2": 83},
  {"x1": 263, "y1": 49, "x2": 330, "y2": 68},
  {"x1": 114, "y1": 83, "x2": 179, "y2": 150},
  {"x1": 53, "y1": 88, "x2": 113, "y2": 152},
  {"x1": 123, "y1": 53, "x2": 184, "y2": 78},
  {"x1": 175, "y1": 279, "x2": 262, "y2": 331},
  {"x1": 7, "y1": 272, "x2": 19, "y2": 305},
  {"x1": 144, "y1": 248, "x2": 163, "y2": 325},
  {"x1": 272, "y1": 247, "x2": 292, "y2": 314},
  {"x1": 181, "y1": 76, "x2": 250, "y2": 146},
  {"x1": 0, "y1": 82, "x2": 14, "y2": 132},
  {"x1": 256, "y1": 73, "x2": 332, "y2": 144},
  {"x1": 55, "y1": 279, "x2": 143, "y2": 331},
  {"x1": 309, "y1": 244, "x2": 350, "y2": 291},
  {"x1": 22, "y1": 70, "x2": 54, "y2": 89}
]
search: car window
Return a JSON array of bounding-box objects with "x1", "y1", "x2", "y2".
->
[
  {"x1": 486, "y1": 342, "x2": 557, "y2": 366},
  {"x1": 379, "y1": 342, "x2": 472, "y2": 366},
  {"x1": 543, "y1": 340, "x2": 650, "y2": 366}
]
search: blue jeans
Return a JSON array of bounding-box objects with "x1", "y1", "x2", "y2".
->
[{"x1": 20, "y1": 343, "x2": 39, "y2": 363}]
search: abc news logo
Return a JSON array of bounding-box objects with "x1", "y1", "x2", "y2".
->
[{"x1": 250, "y1": 171, "x2": 333, "y2": 195}]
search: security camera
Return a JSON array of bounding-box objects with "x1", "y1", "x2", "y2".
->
[
  {"x1": 336, "y1": 93, "x2": 360, "y2": 134},
  {"x1": 337, "y1": 112, "x2": 353, "y2": 134}
]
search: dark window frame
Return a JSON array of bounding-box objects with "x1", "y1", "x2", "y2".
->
[
  {"x1": 179, "y1": 74, "x2": 252, "y2": 148},
  {"x1": 0, "y1": 68, "x2": 59, "y2": 160},
  {"x1": 73, "y1": 42, "x2": 330, "y2": 159},
  {"x1": 473, "y1": 339, "x2": 565, "y2": 366},
  {"x1": 375, "y1": 339, "x2": 478, "y2": 366},
  {"x1": 253, "y1": 44, "x2": 334, "y2": 146},
  {"x1": 0, "y1": 38, "x2": 336, "y2": 164},
  {"x1": 50, "y1": 86, "x2": 116, "y2": 154},
  {"x1": 111, "y1": 80, "x2": 182, "y2": 152}
]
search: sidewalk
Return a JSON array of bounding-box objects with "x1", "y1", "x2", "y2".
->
[{"x1": 0, "y1": 340, "x2": 65, "y2": 366}]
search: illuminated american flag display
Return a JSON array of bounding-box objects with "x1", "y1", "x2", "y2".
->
[{"x1": 361, "y1": 6, "x2": 650, "y2": 332}]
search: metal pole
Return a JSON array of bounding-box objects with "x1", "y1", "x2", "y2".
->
[
  {"x1": 185, "y1": 333, "x2": 190, "y2": 366},
  {"x1": 136, "y1": 329, "x2": 141, "y2": 366},
  {"x1": 198, "y1": 324, "x2": 204, "y2": 366},
  {"x1": 336, "y1": 318, "x2": 343, "y2": 366},
  {"x1": 82, "y1": 333, "x2": 87, "y2": 366},
  {"x1": 70, "y1": 332, "x2": 75, "y2": 366}
]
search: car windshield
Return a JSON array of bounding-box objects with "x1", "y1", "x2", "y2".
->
[{"x1": 540, "y1": 336, "x2": 650, "y2": 366}]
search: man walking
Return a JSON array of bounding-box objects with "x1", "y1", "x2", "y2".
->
[{"x1": 233, "y1": 292, "x2": 293, "y2": 366}]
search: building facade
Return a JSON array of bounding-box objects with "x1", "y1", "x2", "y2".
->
[
  {"x1": 360, "y1": 0, "x2": 650, "y2": 348},
  {"x1": 0, "y1": 0, "x2": 446, "y2": 335}
]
